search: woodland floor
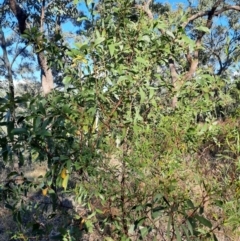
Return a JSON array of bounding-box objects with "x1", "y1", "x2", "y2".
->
[{"x1": 0, "y1": 159, "x2": 240, "y2": 241}]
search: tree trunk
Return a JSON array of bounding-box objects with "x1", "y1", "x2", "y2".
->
[
  {"x1": 38, "y1": 53, "x2": 54, "y2": 94},
  {"x1": 0, "y1": 25, "x2": 15, "y2": 121}
]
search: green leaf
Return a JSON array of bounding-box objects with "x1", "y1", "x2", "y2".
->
[
  {"x1": 5, "y1": 203, "x2": 14, "y2": 210},
  {"x1": 136, "y1": 57, "x2": 148, "y2": 66},
  {"x1": 166, "y1": 30, "x2": 175, "y2": 38},
  {"x1": 186, "y1": 199, "x2": 194, "y2": 209},
  {"x1": 140, "y1": 227, "x2": 148, "y2": 238},
  {"x1": 94, "y1": 37, "x2": 105, "y2": 46},
  {"x1": 63, "y1": 76, "x2": 72, "y2": 85},
  {"x1": 153, "y1": 193, "x2": 163, "y2": 202},
  {"x1": 36, "y1": 130, "x2": 52, "y2": 137},
  {"x1": 195, "y1": 215, "x2": 212, "y2": 228},
  {"x1": 139, "y1": 35, "x2": 150, "y2": 42},
  {"x1": 186, "y1": 219, "x2": 193, "y2": 235},
  {"x1": 85, "y1": 220, "x2": 94, "y2": 233},
  {"x1": 182, "y1": 225, "x2": 190, "y2": 239},
  {"x1": 7, "y1": 121, "x2": 14, "y2": 140},
  {"x1": 77, "y1": 16, "x2": 88, "y2": 21},
  {"x1": 151, "y1": 206, "x2": 165, "y2": 219},
  {"x1": 31, "y1": 151, "x2": 39, "y2": 162},
  {"x1": 11, "y1": 128, "x2": 28, "y2": 135},
  {"x1": 13, "y1": 211, "x2": 22, "y2": 223},
  {"x1": 195, "y1": 26, "x2": 210, "y2": 33},
  {"x1": 175, "y1": 226, "x2": 181, "y2": 241},
  {"x1": 109, "y1": 44, "x2": 115, "y2": 57},
  {"x1": 33, "y1": 116, "x2": 42, "y2": 131},
  {"x1": 128, "y1": 225, "x2": 135, "y2": 234},
  {"x1": 18, "y1": 152, "x2": 24, "y2": 167},
  {"x1": 0, "y1": 98, "x2": 8, "y2": 104},
  {"x1": 139, "y1": 87, "x2": 146, "y2": 104},
  {"x1": 134, "y1": 217, "x2": 146, "y2": 229},
  {"x1": 105, "y1": 237, "x2": 115, "y2": 241}
]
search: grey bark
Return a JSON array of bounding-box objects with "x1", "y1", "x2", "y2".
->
[{"x1": 0, "y1": 25, "x2": 15, "y2": 121}]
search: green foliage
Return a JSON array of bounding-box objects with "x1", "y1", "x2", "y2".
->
[{"x1": 1, "y1": 0, "x2": 240, "y2": 240}]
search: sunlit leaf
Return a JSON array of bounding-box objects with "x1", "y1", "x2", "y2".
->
[
  {"x1": 61, "y1": 168, "x2": 67, "y2": 179},
  {"x1": 109, "y1": 44, "x2": 115, "y2": 57},
  {"x1": 42, "y1": 187, "x2": 48, "y2": 196},
  {"x1": 62, "y1": 174, "x2": 69, "y2": 190},
  {"x1": 195, "y1": 26, "x2": 210, "y2": 33}
]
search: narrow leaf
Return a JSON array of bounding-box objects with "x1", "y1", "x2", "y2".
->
[
  {"x1": 175, "y1": 226, "x2": 181, "y2": 241},
  {"x1": 11, "y1": 128, "x2": 28, "y2": 135},
  {"x1": 109, "y1": 44, "x2": 115, "y2": 57},
  {"x1": 94, "y1": 37, "x2": 105, "y2": 46},
  {"x1": 166, "y1": 30, "x2": 175, "y2": 38},
  {"x1": 195, "y1": 26, "x2": 210, "y2": 33},
  {"x1": 195, "y1": 215, "x2": 212, "y2": 228}
]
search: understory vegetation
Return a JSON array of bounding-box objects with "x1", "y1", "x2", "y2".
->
[{"x1": 1, "y1": 0, "x2": 240, "y2": 240}]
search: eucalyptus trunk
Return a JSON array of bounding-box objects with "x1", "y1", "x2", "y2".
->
[{"x1": 0, "y1": 25, "x2": 15, "y2": 121}]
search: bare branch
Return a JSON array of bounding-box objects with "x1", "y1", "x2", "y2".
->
[
  {"x1": 183, "y1": 1, "x2": 221, "y2": 80},
  {"x1": 145, "y1": 0, "x2": 152, "y2": 8},
  {"x1": 136, "y1": 0, "x2": 153, "y2": 20},
  {"x1": 40, "y1": 0, "x2": 45, "y2": 33},
  {"x1": 215, "y1": 5, "x2": 240, "y2": 15},
  {"x1": 44, "y1": 0, "x2": 54, "y2": 10},
  {"x1": 213, "y1": 52, "x2": 223, "y2": 75},
  {"x1": 183, "y1": 11, "x2": 209, "y2": 28},
  {"x1": 9, "y1": 0, "x2": 28, "y2": 34},
  {"x1": 183, "y1": 4, "x2": 240, "y2": 28},
  {"x1": 11, "y1": 45, "x2": 29, "y2": 67}
]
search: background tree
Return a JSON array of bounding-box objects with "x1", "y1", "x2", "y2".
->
[{"x1": 7, "y1": 0, "x2": 85, "y2": 94}]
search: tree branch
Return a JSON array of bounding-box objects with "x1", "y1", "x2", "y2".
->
[
  {"x1": 215, "y1": 5, "x2": 240, "y2": 15},
  {"x1": 213, "y1": 52, "x2": 223, "y2": 75},
  {"x1": 183, "y1": 1, "x2": 222, "y2": 81},
  {"x1": 40, "y1": 0, "x2": 45, "y2": 33},
  {"x1": 9, "y1": 0, "x2": 28, "y2": 34},
  {"x1": 183, "y1": 4, "x2": 240, "y2": 28},
  {"x1": 11, "y1": 44, "x2": 30, "y2": 67},
  {"x1": 136, "y1": 0, "x2": 153, "y2": 20}
]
